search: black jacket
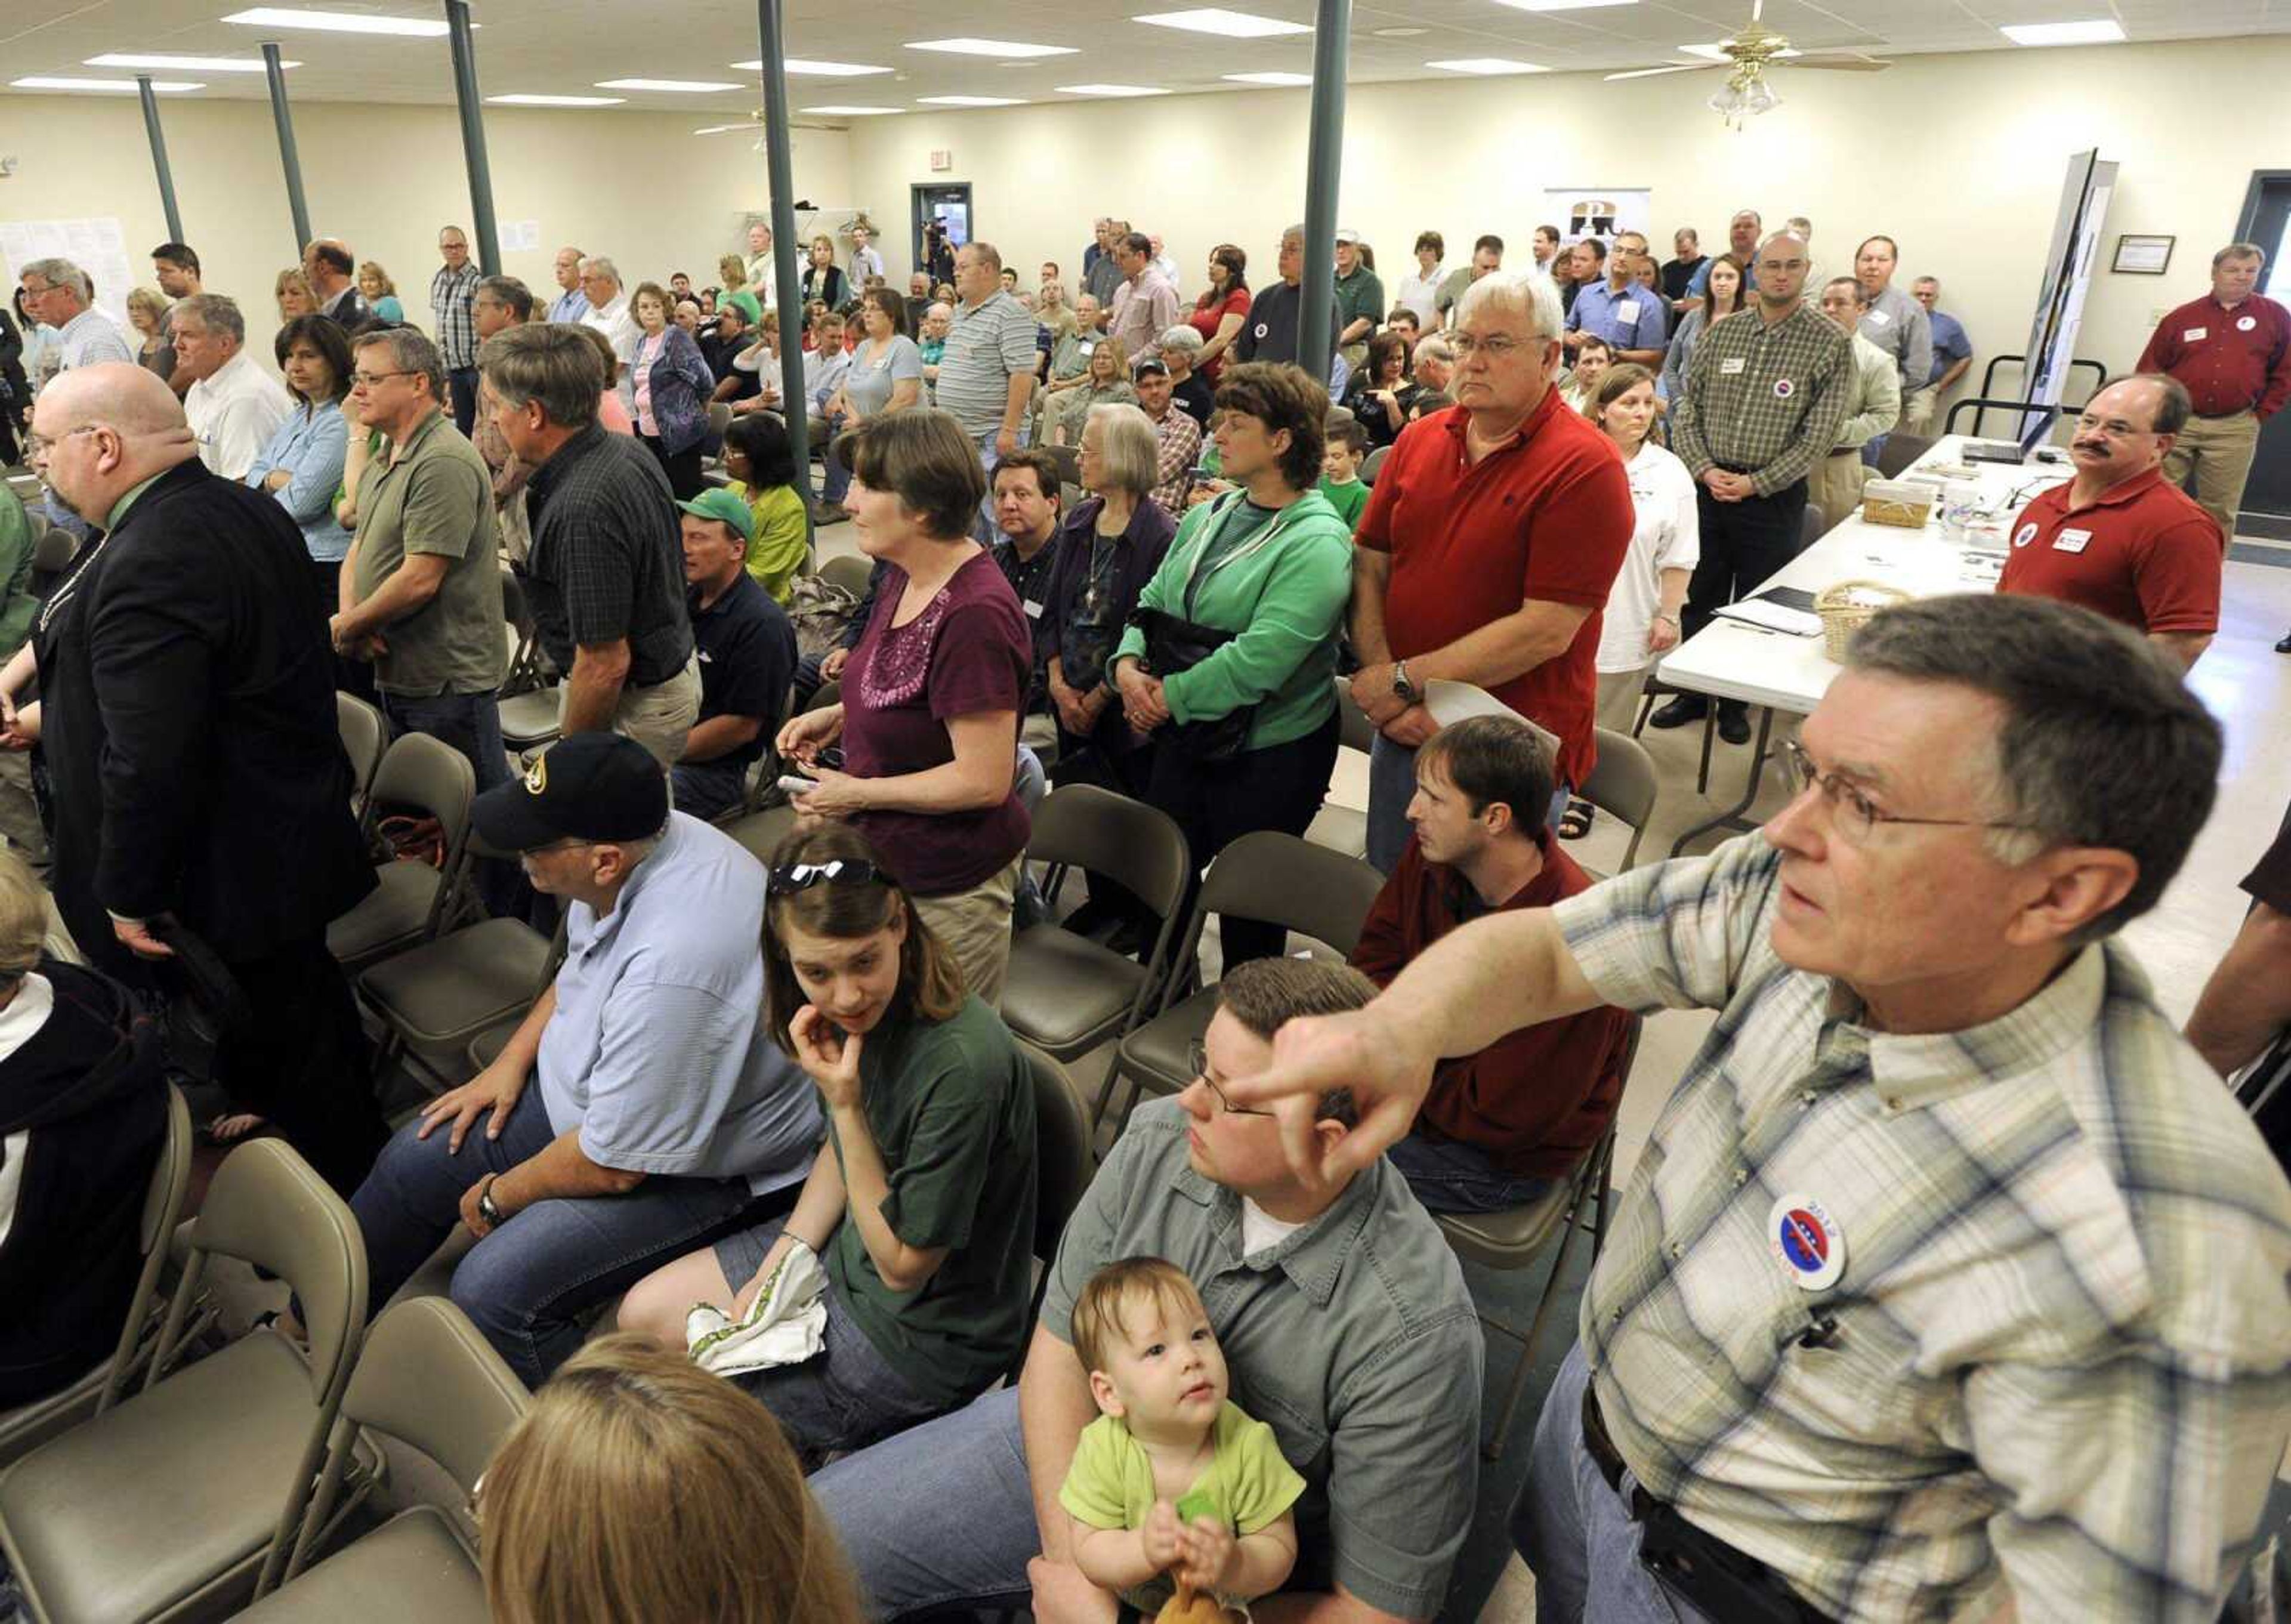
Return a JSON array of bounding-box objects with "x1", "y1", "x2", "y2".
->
[
  {"x1": 34, "y1": 459, "x2": 373, "y2": 979},
  {"x1": 319, "y1": 286, "x2": 374, "y2": 329},
  {"x1": 0, "y1": 959, "x2": 169, "y2": 1406}
]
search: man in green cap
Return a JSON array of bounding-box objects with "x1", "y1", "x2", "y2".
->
[{"x1": 673, "y1": 487, "x2": 796, "y2": 820}]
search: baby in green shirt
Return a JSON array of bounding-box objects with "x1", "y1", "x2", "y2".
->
[
  {"x1": 1060, "y1": 1257, "x2": 1304, "y2": 1619},
  {"x1": 1317, "y1": 416, "x2": 1369, "y2": 532}
]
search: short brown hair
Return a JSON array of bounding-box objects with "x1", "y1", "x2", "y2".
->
[
  {"x1": 838, "y1": 409, "x2": 989, "y2": 539},
  {"x1": 762, "y1": 824, "x2": 965, "y2": 1049},
  {"x1": 992, "y1": 447, "x2": 1061, "y2": 502},
  {"x1": 1214, "y1": 957, "x2": 1375, "y2": 1126},
  {"x1": 1591, "y1": 360, "x2": 1656, "y2": 416},
  {"x1": 861, "y1": 285, "x2": 909, "y2": 336},
  {"x1": 1070, "y1": 1258, "x2": 1209, "y2": 1377},
  {"x1": 1212, "y1": 362, "x2": 1327, "y2": 492},
  {"x1": 629, "y1": 281, "x2": 672, "y2": 323},
  {"x1": 1418, "y1": 713, "x2": 1556, "y2": 836},
  {"x1": 1413, "y1": 230, "x2": 1444, "y2": 258}
]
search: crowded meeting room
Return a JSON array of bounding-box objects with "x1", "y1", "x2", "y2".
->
[{"x1": 4, "y1": 0, "x2": 2291, "y2": 1617}]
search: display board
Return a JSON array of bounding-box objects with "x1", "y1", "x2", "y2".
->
[
  {"x1": 2017, "y1": 150, "x2": 2117, "y2": 446},
  {"x1": 0, "y1": 217, "x2": 135, "y2": 325}
]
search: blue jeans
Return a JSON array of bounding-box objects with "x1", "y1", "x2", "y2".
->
[
  {"x1": 380, "y1": 688, "x2": 512, "y2": 795},
  {"x1": 971, "y1": 422, "x2": 1027, "y2": 542},
  {"x1": 1367, "y1": 731, "x2": 1573, "y2": 875},
  {"x1": 1513, "y1": 1344, "x2": 1719, "y2": 1623},
  {"x1": 820, "y1": 410, "x2": 854, "y2": 505},
  {"x1": 1385, "y1": 1131, "x2": 1557, "y2": 1214},
  {"x1": 348, "y1": 1088, "x2": 758, "y2": 1386},
  {"x1": 448, "y1": 366, "x2": 479, "y2": 437},
  {"x1": 670, "y1": 758, "x2": 748, "y2": 822},
  {"x1": 809, "y1": 1386, "x2": 1042, "y2": 1619}
]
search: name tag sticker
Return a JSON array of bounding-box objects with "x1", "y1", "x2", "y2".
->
[
  {"x1": 2055, "y1": 528, "x2": 2092, "y2": 554},
  {"x1": 2184, "y1": 326, "x2": 2208, "y2": 342},
  {"x1": 1616, "y1": 301, "x2": 1639, "y2": 324},
  {"x1": 2239, "y1": 315, "x2": 2259, "y2": 332},
  {"x1": 1865, "y1": 308, "x2": 1890, "y2": 327},
  {"x1": 1023, "y1": 599, "x2": 1044, "y2": 619},
  {"x1": 1720, "y1": 357, "x2": 1748, "y2": 375}
]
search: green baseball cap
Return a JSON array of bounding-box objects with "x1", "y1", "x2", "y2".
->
[{"x1": 678, "y1": 487, "x2": 754, "y2": 543}]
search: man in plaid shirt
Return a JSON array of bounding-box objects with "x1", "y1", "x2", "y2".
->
[
  {"x1": 1231, "y1": 594, "x2": 2291, "y2": 1623},
  {"x1": 430, "y1": 224, "x2": 483, "y2": 436}
]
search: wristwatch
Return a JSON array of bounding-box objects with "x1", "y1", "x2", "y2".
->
[
  {"x1": 476, "y1": 1174, "x2": 507, "y2": 1229},
  {"x1": 1391, "y1": 659, "x2": 1421, "y2": 706}
]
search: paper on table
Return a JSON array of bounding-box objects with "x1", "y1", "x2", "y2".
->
[{"x1": 1711, "y1": 597, "x2": 1823, "y2": 637}]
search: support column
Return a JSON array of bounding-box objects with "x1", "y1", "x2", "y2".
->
[
  {"x1": 752, "y1": 0, "x2": 811, "y2": 460},
  {"x1": 136, "y1": 77, "x2": 184, "y2": 243},
  {"x1": 263, "y1": 44, "x2": 312, "y2": 252},
  {"x1": 444, "y1": 0, "x2": 502, "y2": 274},
  {"x1": 1295, "y1": 0, "x2": 1352, "y2": 388}
]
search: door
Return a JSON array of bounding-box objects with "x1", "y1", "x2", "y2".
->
[
  {"x1": 911, "y1": 184, "x2": 971, "y2": 285},
  {"x1": 2234, "y1": 171, "x2": 2291, "y2": 533}
]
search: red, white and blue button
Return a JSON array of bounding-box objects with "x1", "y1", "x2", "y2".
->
[{"x1": 1766, "y1": 1191, "x2": 1846, "y2": 1291}]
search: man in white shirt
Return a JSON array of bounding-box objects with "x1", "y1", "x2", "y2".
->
[
  {"x1": 578, "y1": 256, "x2": 640, "y2": 401},
  {"x1": 1106, "y1": 231, "x2": 1180, "y2": 365},
  {"x1": 16, "y1": 260, "x2": 134, "y2": 373},
  {"x1": 1148, "y1": 233, "x2": 1181, "y2": 292},
  {"x1": 172, "y1": 295, "x2": 292, "y2": 481},
  {"x1": 848, "y1": 224, "x2": 885, "y2": 287},
  {"x1": 742, "y1": 222, "x2": 775, "y2": 300}
]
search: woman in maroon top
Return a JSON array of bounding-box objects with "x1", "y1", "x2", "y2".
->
[
  {"x1": 1187, "y1": 245, "x2": 1251, "y2": 386},
  {"x1": 775, "y1": 411, "x2": 1033, "y2": 1001}
]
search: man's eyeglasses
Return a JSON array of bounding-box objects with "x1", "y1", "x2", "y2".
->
[
  {"x1": 1777, "y1": 739, "x2": 2035, "y2": 845},
  {"x1": 1449, "y1": 333, "x2": 1533, "y2": 360},
  {"x1": 1188, "y1": 1042, "x2": 1269, "y2": 1117}
]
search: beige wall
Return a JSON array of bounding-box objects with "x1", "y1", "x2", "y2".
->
[
  {"x1": 0, "y1": 94, "x2": 851, "y2": 342},
  {"x1": 842, "y1": 34, "x2": 2289, "y2": 406}
]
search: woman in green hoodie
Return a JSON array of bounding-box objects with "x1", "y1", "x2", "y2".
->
[{"x1": 1111, "y1": 362, "x2": 1354, "y2": 967}]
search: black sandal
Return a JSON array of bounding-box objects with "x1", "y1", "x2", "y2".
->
[{"x1": 1558, "y1": 798, "x2": 1596, "y2": 840}]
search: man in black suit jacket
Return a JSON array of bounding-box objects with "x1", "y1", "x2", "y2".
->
[
  {"x1": 8, "y1": 363, "x2": 387, "y2": 1194},
  {"x1": 305, "y1": 238, "x2": 374, "y2": 330}
]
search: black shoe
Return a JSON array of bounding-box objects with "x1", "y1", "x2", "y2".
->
[
  {"x1": 2277, "y1": 630, "x2": 2291, "y2": 654},
  {"x1": 1716, "y1": 705, "x2": 1752, "y2": 746},
  {"x1": 1647, "y1": 695, "x2": 1708, "y2": 729}
]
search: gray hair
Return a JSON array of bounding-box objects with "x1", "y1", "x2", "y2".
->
[
  {"x1": 1844, "y1": 594, "x2": 2221, "y2": 943},
  {"x1": 1413, "y1": 334, "x2": 1456, "y2": 366},
  {"x1": 478, "y1": 322, "x2": 601, "y2": 430},
  {"x1": 925, "y1": 302, "x2": 953, "y2": 322},
  {"x1": 1280, "y1": 223, "x2": 1306, "y2": 245},
  {"x1": 20, "y1": 258, "x2": 92, "y2": 302},
  {"x1": 1156, "y1": 324, "x2": 1203, "y2": 356},
  {"x1": 2214, "y1": 241, "x2": 2268, "y2": 270},
  {"x1": 579, "y1": 255, "x2": 622, "y2": 291},
  {"x1": 354, "y1": 325, "x2": 447, "y2": 404},
  {"x1": 1453, "y1": 271, "x2": 1564, "y2": 342},
  {"x1": 171, "y1": 292, "x2": 245, "y2": 346},
  {"x1": 1084, "y1": 402, "x2": 1160, "y2": 499}
]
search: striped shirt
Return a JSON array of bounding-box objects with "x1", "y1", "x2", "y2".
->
[
  {"x1": 428, "y1": 262, "x2": 482, "y2": 369},
  {"x1": 934, "y1": 291, "x2": 1039, "y2": 437},
  {"x1": 1552, "y1": 833, "x2": 2291, "y2": 1621},
  {"x1": 1669, "y1": 303, "x2": 1852, "y2": 495}
]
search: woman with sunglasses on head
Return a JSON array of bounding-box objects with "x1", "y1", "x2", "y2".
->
[{"x1": 617, "y1": 822, "x2": 1039, "y2": 1460}]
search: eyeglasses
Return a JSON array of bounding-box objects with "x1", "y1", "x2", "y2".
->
[
  {"x1": 1448, "y1": 333, "x2": 1533, "y2": 360},
  {"x1": 1777, "y1": 739, "x2": 2036, "y2": 845},
  {"x1": 1188, "y1": 1042, "x2": 1269, "y2": 1117},
  {"x1": 768, "y1": 859, "x2": 882, "y2": 893},
  {"x1": 349, "y1": 370, "x2": 416, "y2": 390}
]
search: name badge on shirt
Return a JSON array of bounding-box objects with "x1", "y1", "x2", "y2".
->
[
  {"x1": 1024, "y1": 598, "x2": 1044, "y2": 619},
  {"x1": 1865, "y1": 308, "x2": 1890, "y2": 327},
  {"x1": 2239, "y1": 315, "x2": 2259, "y2": 332},
  {"x1": 1720, "y1": 357, "x2": 1747, "y2": 375},
  {"x1": 2054, "y1": 528, "x2": 2092, "y2": 554},
  {"x1": 2184, "y1": 326, "x2": 2208, "y2": 342},
  {"x1": 1615, "y1": 301, "x2": 1639, "y2": 325}
]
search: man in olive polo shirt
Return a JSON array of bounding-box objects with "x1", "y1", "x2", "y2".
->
[
  {"x1": 811, "y1": 957, "x2": 1484, "y2": 1623},
  {"x1": 334, "y1": 325, "x2": 510, "y2": 791}
]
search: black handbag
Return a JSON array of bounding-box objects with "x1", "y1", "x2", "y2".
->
[{"x1": 1128, "y1": 604, "x2": 1258, "y2": 764}]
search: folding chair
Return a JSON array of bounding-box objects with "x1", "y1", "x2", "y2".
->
[
  {"x1": 0, "y1": 1085, "x2": 192, "y2": 1468},
  {"x1": 495, "y1": 570, "x2": 562, "y2": 757},
  {"x1": 0, "y1": 1138, "x2": 369, "y2": 1622},
  {"x1": 1009, "y1": 1043, "x2": 1095, "y2": 1382},
  {"x1": 326, "y1": 733, "x2": 478, "y2": 973},
  {"x1": 1360, "y1": 444, "x2": 1391, "y2": 487},
  {"x1": 1874, "y1": 432, "x2": 1935, "y2": 480},
  {"x1": 818, "y1": 552, "x2": 873, "y2": 601},
  {"x1": 999, "y1": 786, "x2": 1191, "y2": 1063},
  {"x1": 1580, "y1": 727, "x2": 1659, "y2": 870},
  {"x1": 334, "y1": 692, "x2": 388, "y2": 823},
  {"x1": 233, "y1": 1299, "x2": 527, "y2": 1624},
  {"x1": 358, "y1": 912, "x2": 566, "y2": 1095},
  {"x1": 1305, "y1": 678, "x2": 1374, "y2": 859}
]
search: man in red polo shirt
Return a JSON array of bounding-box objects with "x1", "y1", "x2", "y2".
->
[
  {"x1": 1350, "y1": 713, "x2": 1632, "y2": 1212},
  {"x1": 1999, "y1": 375, "x2": 2221, "y2": 671},
  {"x1": 1350, "y1": 269, "x2": 1633, "y2": 873},
  {"x1": 2136, "y1": 242, "x2": 2289, "y2": 552}
]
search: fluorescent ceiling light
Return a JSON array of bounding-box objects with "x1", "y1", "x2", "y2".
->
[
  {"x1": 13, "y1": 75, "x2": 202, "y2": 92},
  {"x1": 906, "y1": 38, "x2": 1079, "y2": 57},
  {"x1": 804, "y1": 104, "x2": 903, "y2": 115},
  {"x1": 1493, "y1": 0, "x2": 1634, "y2": 8},
  {"x1": 1134, "y1": 8, "x2": 1310, "y2": 37},
  {"x1": 2000, "y1": 18, "x2": 2125, "y2": 45},
  {"x1": 491, "y1": 93, "x2": 625, "y2": 106},
  {"x1": 86, "y1": 52, "x2": 294, "y2": 72},
  {"x1": 731, "y1": 58, "x2": 893, "y2": 75},
  {"x1": 918, "y1": 94, "x2": 1029, "y2": 104},
  {"x1": 1222, "y1": 70, "x2": 1313, "y2": 84},
  {"x1": 1425, "y1": 57, "x2": 1548, "y2": 73},
  {"x1": 1056, "y1": 83, "x2": 1171, "y2": 95},
  {"x1": 596, "y1": 78, "x2": 742, "y2": 92},
  {"x1": 222, "y1": 8, "x2": 447, "y2": 36},
  {"x1": 692, "y1": 123, "x2": 756, "y2": 134},
  {"x1": 1679, "y1": 41, "x2": 1798, "y2": 60}
]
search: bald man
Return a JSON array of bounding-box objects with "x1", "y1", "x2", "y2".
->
[
  {"x1": 302, "y1": 237, "x2": 372, "y2": 327},
  {"x1": 6, "y1": 365, "x2": 387, "y2": 1194}
]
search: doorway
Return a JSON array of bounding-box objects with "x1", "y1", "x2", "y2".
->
[
  {"x1": 912, "y1": 183, "x2": 971, "y2": 286},
  {"x1": 2234, "y1": 170, "x2": 2291, "y2": 535}
]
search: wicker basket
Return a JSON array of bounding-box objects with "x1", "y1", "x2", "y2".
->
[{"x1": 1815, "y1": 580, "x2": 1912, "y2": 662}]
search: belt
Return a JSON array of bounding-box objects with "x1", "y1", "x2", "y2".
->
[
  {"x1": 1824, "y1": 447, "x2": 1860, "y2": 458},
  {"x1": 1581, "y1": 1376, "x2": 1653, "y2": 1511}
]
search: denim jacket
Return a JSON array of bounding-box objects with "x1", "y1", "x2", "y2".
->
[
  {"x1": 244, "y1": 400, "x2": 353, "y2": 563},
  {"x1": 637, "y1": 325, "x2": 717, "y2": 457}
]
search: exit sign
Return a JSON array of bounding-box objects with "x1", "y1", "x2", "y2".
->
[{"x1": 929, "y1": 149, "x2": 953, "y2": 172}]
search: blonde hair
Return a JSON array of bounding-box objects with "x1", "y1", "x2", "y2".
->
[
  {"x1": 0, "y1": 847, "x2": 46, "y2": 984},
  {"x1": 481, "y1": 1335, "x2": 866, "y2": 1624},
  {"x1": 125, "y1": 286, "x2": 170, "y2": 331},
  {"x1": 357, "y1": 260, "x2": 396, "y2": 297},
  {"x1": 1070, "y1": 1257, "x2": 1211, "y2": 1377}
]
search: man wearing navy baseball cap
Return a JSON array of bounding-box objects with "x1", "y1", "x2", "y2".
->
[{"x1": 343, "y1": 731, "x2": 821, "y2": 1384}]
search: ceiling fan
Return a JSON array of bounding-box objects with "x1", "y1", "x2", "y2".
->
[{"x1": 1605, "y1": 0, "x2": 1890, "y2": 127}]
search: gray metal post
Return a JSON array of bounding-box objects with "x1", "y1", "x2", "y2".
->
[
  {"x1": 262, "y1": 44, "x2": 312, "y2": 253},
  {"x1": 444, "y1": 0, "x2": 502, "y2": 273},
  {"x1": 136, "y1": 77, "x2": 184, "y2": 244},
  {"x1": 753, "y1": 0, "x2": 810, "y2": 461},
  {"x1": 1295, "y1": 0, "x2": 1352, "y2": 387}
]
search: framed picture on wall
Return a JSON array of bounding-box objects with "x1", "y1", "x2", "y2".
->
[{"x1": 2111, "y1": 234, "x2": 2174, "y2": 274}]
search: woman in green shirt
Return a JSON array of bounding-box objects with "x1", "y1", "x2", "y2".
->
[
  {"x1": 1111, "y1": 361, "x2": 1354, "y2": 968},
  {"x1": 617, "y1": 822, "x2": 1038, "y2": 1461},
  {"x1": 721, "y1": 412, "x2": 811, "y2": 603}
]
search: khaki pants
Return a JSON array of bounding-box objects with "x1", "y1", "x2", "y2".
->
[
  {"x1": 560, "y1": 654, "x2": 702, "y2": 771},
  {"x1": 0, "y1": 751, "x2": 47, "y2": 877},
  {"x1": 2162, "y1": 409, "x2": 2261, "y2": 542},
  {"x1": 1902, "y1": 384, "x2": 1943, "y2": 436},
  {"x1": 912, "y1": 853, "x2": 1021, "y2": 1005},
  {"x1": 1808, "y1": 449, "x2": 1869, "y2": 533},
  {"x1": 1594, "y1": 666, "x2": 1650, "y2": 736}
]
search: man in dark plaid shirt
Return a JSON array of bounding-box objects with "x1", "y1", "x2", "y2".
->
[
  {"x1": 480, "y1": 324, "x2": 699, "y2": 769},
  {"x1": 430, "y1": 225, "x2": 483, "y2": 437}
]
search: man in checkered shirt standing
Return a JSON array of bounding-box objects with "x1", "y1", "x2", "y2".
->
[
  {"x1": 1231, "y1": 593, "x2": 2291, "y2": 1624},
  {"x1": 430, "y1": 224, "x2": 483, "y2": 437}
]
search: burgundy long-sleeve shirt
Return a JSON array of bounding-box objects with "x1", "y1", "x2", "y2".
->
[{"x1": 2135, "y1": 294, "x2": 2291, "y2": 419}]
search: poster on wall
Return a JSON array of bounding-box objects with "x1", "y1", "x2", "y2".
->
[
  {"x1": 1540, "y1": 188, "x2": 1653, "y2": 246},
  {"x1": 0, "y1": 217, "x2": 134, "y2": 324}
]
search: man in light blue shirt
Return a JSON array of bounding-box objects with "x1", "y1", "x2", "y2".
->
[
  {"x1": 1904, "y1": 274, "x2": 1974, "y2": 435},
  {"x1": 547, "y1": 245, "x2": 591, "y2": 325},
  {"x1": 344, "y1": 733, "x2": 819, "y2": 1384},
  {"x1": 1565, "y1": 238, "x2": 1669, "y2": 366}
]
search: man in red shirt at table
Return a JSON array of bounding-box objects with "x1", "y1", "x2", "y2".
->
[
  {"x1": 2135, "y1": 242, "x2": 2289, "y2": 555},
  {"x1": 1999, "y1": 375, "x2": 2221, "y2": 672},
  {"x1": 1350, "y1": 712, "x2": 1632, "y2": 1213},
  {"x1": 1350, "y1": 269, "x2": 1634, "y2": 875}
]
